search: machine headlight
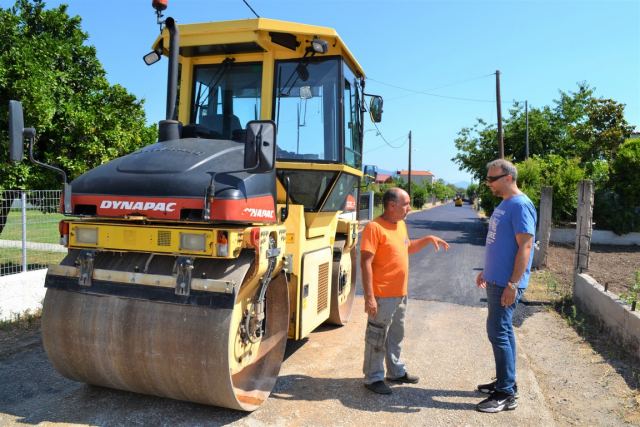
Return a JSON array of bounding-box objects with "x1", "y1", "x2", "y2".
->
[
  {"x1": 75, "y1": 227, "x2": 98, "y2": 245},
  {"x1": 180, "y1": 232, "x2": 207, "y2": 251}
]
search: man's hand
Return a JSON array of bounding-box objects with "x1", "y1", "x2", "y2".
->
[
  {"x1": 364, "y1": 295, "x2": 378, "y2": 317},
  {"x1": 429, "y1": 236, "x2": 450, "y2": 252},
  {"x1": 475, "y1": 271, "x2": 487, "y2": 289},
  {"x1": 501, "y1": 286, "x2": 517, "y2": 306},
  {"x1": 409, "y1": 235, "x2": 450, "y2": 254}
]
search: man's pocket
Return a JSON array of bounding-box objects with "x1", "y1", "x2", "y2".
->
[{"x1": 365, "y1": 322, "x2": 386, "y2": 351}]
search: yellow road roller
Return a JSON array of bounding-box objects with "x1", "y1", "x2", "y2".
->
[{"x1": 7, "y1": 1, "x2": 383, "y2": 411}]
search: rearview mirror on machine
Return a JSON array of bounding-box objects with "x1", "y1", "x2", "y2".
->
[
  {"x1": 244, "y1": 120, "x2": 276, "y2": 173},
  {"x1": 8, "y1": 100, "x2": 26, "y2": 163},
  {"x1": 369, "y1": 96, "x2": 383, "y2": 123}
]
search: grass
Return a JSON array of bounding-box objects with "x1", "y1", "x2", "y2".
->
[
  {"x1": 620, "y1": 271, "x2": 640, "y2": 309},
  {"x1": 524, "y1": 270, "x2": 571, "y2": 304},
  {"x1": 1, "y1": 210, "x2": 64, "y2": 244},
  {"x1": 0, "y1": 248, "x2": 65, "y2": 275},
  {"x1": 0, "y1": 307, "x2": 42, "y2": 331}
]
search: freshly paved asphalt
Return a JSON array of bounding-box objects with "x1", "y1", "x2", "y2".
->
[
  {"x1": 406, "y1": 202, "x2": 487, "y2": 306},
  {"x1": 357, "y1": 201, "x2": 488, "y2": 306}
]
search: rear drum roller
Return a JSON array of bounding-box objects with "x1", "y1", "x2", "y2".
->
[
  {"x1": 41, "y1": 252, "x2": 289, "y2": 411},
  {"x1": 326, "y1": 240, "x2": 356, "y2": 325}
]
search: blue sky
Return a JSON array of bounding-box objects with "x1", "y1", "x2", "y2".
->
[{"x1": 4, "y1": 0, "x2": 639, "y2": 185}]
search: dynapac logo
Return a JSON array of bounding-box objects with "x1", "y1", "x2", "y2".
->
[
  {"x1": 243, "y1": 208, "x2": 275, "y2": 219},
  {"x1": 100, "y1": 200, "x2": 177, "y2": 212}
]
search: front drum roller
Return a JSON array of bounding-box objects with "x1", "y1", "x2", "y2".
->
[
  {"x1": 326, "y1": 239, "x2": 356, "y2": 325},
  {"x1": 41, "y1": 251, "x2": 289, "y2": 411}
]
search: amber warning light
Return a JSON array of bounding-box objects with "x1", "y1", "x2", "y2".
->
[{"x1": 152, "y1": 0, "x2": 168, "y2": 11}]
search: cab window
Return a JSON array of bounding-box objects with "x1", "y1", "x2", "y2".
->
[
  {"x1": 274, "y1": 57, "x2": 340, "y2": 162},
  {"x1": 343, "y1": 66, "x2": 362, "y2": 169}
]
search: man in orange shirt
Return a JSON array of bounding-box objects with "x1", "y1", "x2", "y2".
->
[{"x1": 360, "y1": 187, "x2": 449, "y2": 394}]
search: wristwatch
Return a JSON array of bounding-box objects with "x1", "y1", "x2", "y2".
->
[{"x1": 507, "y1": 281, "x2": 518, "y2": 290}]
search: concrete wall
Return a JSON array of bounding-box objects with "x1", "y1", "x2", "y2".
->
[
  {"x1": 574, "y1": 273, "x2": 640, "y2": 360},
  {"x1": 551, "y1": 228, "x2": 640, "y2": 246},
  {"x1": 0, "y1": 269, "x2": 47, "y2": 321}
]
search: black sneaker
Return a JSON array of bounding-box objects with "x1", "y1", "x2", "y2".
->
[
  {"x1": 476, "y1": 391, "x2": 518, "y2": 413},
  {"x1": 477, "y1": 380, "x2": 519, "y2": 398},
  {"x1": 386, "y1": 372, "x2": 419, "y2": 384},
  {"x1": 364, "y1": 381, "x2": 392, "y2": 395}
]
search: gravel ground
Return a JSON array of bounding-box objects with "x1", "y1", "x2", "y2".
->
[{"x1": 1, "y1": 296, "x2": 638, "y2": 426}]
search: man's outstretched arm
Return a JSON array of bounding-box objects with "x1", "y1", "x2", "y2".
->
[{"x1": 409, "y1": 235, "x2": 450, "y2": 254}]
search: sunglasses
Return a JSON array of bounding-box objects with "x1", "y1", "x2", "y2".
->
[{"x1": 486, "y1": 173, "x2": 509, "y2": 183}]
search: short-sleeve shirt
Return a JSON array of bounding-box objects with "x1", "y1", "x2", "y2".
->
[
  {"x1": 360, "y1": 217, "x2": 410, "y2": 297},
  {"x1": 483, "y1": 194, "x2": 537, "y2": 288}
]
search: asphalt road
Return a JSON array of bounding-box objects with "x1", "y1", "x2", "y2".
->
[
  {"x1": 406, "y1": 201, "x2": 487, "y2": 306},
  {"x1": 356, "y1": 201, "x2": 487, "y2": 306}
]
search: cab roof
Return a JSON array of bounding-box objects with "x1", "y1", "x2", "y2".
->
[{"x1": 153, "y1": 17, "x2": 365, "y2": 78}]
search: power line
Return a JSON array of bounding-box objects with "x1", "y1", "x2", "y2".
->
[
  {"x1": 364, "y1": 133, "x2": 408, "y2": 153},
  {"x1": 368, "y1": 75, "x2": 495, "y2": 103}
]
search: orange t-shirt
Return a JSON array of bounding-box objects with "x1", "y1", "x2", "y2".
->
[{"x1": 360, "y1": 217, "x2": 410, "y2": 297}]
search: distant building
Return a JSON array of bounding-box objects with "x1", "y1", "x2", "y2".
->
[
  {"x1": 375, "y1": 173, "x2": 393, "y2": 184},
  {"x1": 396, "y1": 170, "x2": 434, "y2": 186}
]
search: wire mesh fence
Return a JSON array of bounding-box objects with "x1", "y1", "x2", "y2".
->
[{"x1": 0, "y1": 190, "x2": 66, "y2": 276}]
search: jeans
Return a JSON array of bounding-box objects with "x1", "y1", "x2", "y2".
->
[
  {"x1": 363, "y1": 296, "x2": 407, "y2": 384},
  {"x1": 486, "y1": 282, "x2": 525, "y2": 395}
]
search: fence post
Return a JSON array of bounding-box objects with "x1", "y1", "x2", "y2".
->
[
  {"x1": 367, "y1": 191, "x2": 374, "y2": 221},
  {"x1": 21, "y1": 191, "x2": 27, "y2": 273},
  {"x1": 574, "y1": 180, "x2": 594, "y2": 276},
  {"x1": 533, "y1": 186, "x2": 553, "y2": 269}
]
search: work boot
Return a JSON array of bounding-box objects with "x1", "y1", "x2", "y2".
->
[
  {"x1": 386, "y1": 372, "x2": 419, "y2": 384},
  {"x1": 364, "y1": 381, "x2": 392, "y2": 395}
]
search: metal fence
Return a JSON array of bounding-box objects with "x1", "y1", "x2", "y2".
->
[{"x1": 0, "y1": 190, "x2": 66, "y2": 276}]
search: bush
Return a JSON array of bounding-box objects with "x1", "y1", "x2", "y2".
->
[
  {"x1": 411, "y1": 186, "x2": 426, "y2": 208},
  {"x1": 518, "y1": 155, "x2": 585, "y2": 224},
  {"x1": 593, "y1": 139, "x2": 640, "y2": 234},
  {"x1": 480, "y1": 155, "x2": 585, "y2": 223}
]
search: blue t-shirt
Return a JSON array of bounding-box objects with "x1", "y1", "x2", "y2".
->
[{"x1": 483, "y1": 194, "x2": 537, "y2": 288}]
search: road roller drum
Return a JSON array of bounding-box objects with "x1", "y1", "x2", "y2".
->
[{"x1": 42, "y1": 251, "x2": 289, "y2": 411}]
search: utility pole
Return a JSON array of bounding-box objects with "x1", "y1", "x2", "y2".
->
[
  {"x1": 496, "y1": 70, "x2": 504, "y2": 158},
  {"x1": 408, "y1": 130, "x2": 412, "y2": 201},
  {"x1": 525, "y1": 100, "x2": 529, "y2": 159}
]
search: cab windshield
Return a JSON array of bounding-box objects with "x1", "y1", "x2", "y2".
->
[{"x1": 190, "y1": 62, "x2": 262, "y2": 140}]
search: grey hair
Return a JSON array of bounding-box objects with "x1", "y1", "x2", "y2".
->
[
  {"x1": 382, "y1": 187, "x2": 403, "y2": 209},
  {"x1": 486, "y1": 159, "x2": 518, "y2": 181}
]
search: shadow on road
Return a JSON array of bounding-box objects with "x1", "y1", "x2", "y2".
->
[{"x1": 272, "y1": 374, "x2": 478, "y2": 413}]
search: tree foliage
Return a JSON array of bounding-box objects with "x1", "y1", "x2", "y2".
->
[
  {"x1": 593, "y1": 138, "x2": 640, "y2": 234},
  {"x1": 0, "y1": 0, "x2": 156, "y2": 191},
  {"x1": 452, "y1": 82, "x2": 635, "y2": 230}
]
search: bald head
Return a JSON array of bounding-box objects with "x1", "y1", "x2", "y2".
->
[
  {"x1": 382, "y1": 187, "x2": 406, "y2": 209},
  {"x1": 381, "y1": 187, "x2": 411, "y2": 223}
]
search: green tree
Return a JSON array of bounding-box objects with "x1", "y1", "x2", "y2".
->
[
  {"x1": 0, "y1": 0, "x2": 156, "y2": 217},
  {"x1": 452, "y1": 83, "x2": 633, "y2": 181},
  {"x1": 465, "y1": 182, "x2": 478, "y2": 200}
]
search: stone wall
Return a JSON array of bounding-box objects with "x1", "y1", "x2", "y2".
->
[{"x1": 574, "y1": 273, "x2": 640, "y2": 361}]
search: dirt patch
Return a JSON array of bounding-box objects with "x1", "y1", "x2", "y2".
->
[
  {"x1": 545, "y1": 243, "x2": 640, "y2": 297},
  {"x1": 518, "y1": 309, "x2": 640, "y2": 425},
  {"x1": 525, "y1": 242, "x2": 640, "y2": 424},
  {"x1": 0, "y1": 317, "x2": 41, "y2": 360}
]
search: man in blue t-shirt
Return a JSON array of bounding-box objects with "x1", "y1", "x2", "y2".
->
[{"x1": 475, "y1": 159, "x2": 537, "y2": 413}]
